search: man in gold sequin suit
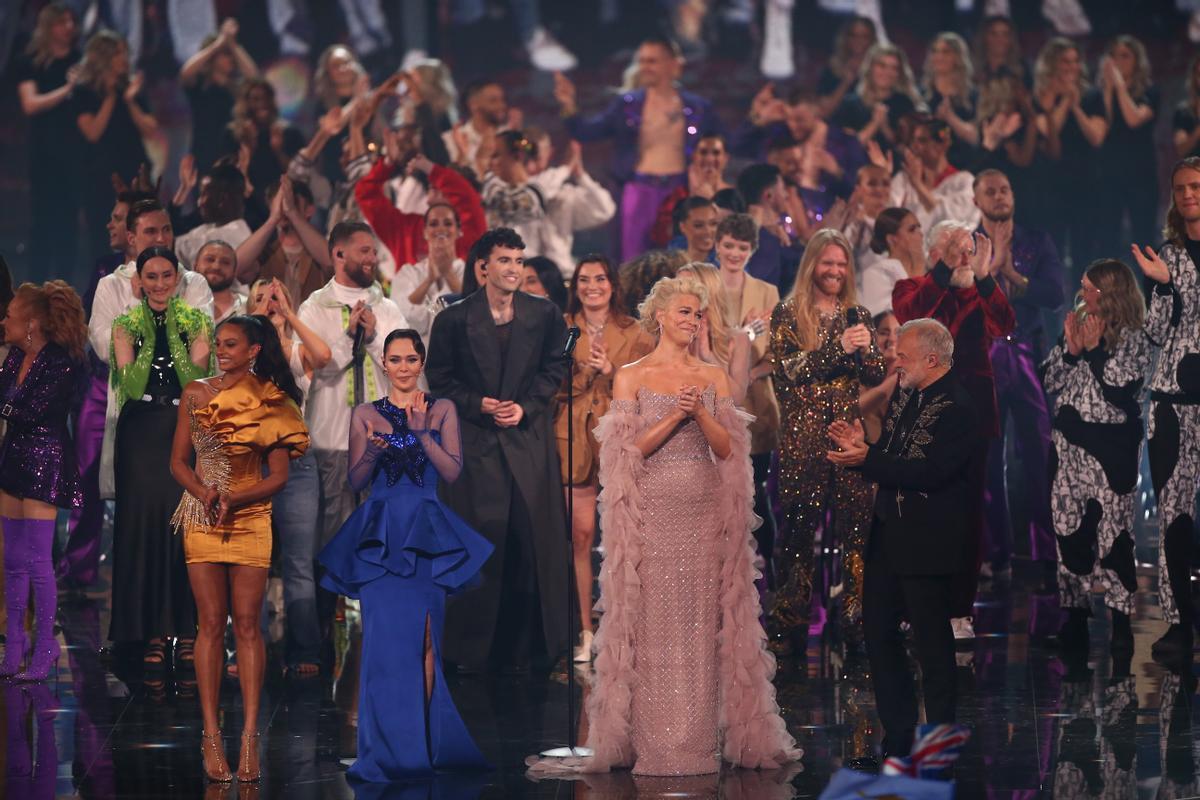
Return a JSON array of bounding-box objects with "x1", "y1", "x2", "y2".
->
[{"x1": 768, "y1": 229, "x2": 884, "y2": 657}]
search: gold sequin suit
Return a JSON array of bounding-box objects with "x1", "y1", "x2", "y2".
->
[
  {"x1": 769, "y1": 299, "x2": 883, "y2": 639},
  {"x1": 172, "y1": 374, "x2": 309, "y2": 568}
]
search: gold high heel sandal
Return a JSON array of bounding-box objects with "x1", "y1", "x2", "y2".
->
[
  {"x1": 237, "y1": 731, "x2": 261, "y2": 782},
  {"x1": 201, "y1": 730, "x2": 232, "y2": 783}
]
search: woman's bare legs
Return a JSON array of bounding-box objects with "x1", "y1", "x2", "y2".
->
[
  {"x1": 187, "y1": 562, "x2": 232, "y2": 777},
  {"x1": 568, "y1": 484, "x2": 598, "y2": 634}
]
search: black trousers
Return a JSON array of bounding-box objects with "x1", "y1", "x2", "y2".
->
[{"x1": 863, "y1": 519, "x2": 957, "y2": 756}]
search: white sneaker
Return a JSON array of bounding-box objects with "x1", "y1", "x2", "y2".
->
[
  {"x1": 526, "y1": 27, "x2": 577, "y2": 72},
  {"x1": 400, "y1": 49, "x2": 429, "y2": 72},
  {"x1": 573, "y1": 629, "x2": 594, "y2": 663},
  {"x1": 759, "y1": 0, "x2": 794, "y2": 80},
  {"x1": 951, "y1": 616, "x2": 975, "y2": 641}
]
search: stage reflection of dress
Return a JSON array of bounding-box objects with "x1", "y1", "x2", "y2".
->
[
  {"x1": 318, "y1": 398, "x2": 492, "y2": 782},
  {"x1": 579, "y1": 386, "x2": 800, "y2": 776}
]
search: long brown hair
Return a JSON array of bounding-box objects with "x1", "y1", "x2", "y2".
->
[
  {"x1": 566, "y1": 254, "x2": 631, "y2": 324},
  {"x1": 1081, "y1": 259, "x2": 1144, "y2": 352},
  {"x1": 14, "y1": 280, "x2": 88, "y2": 361},
  {"x1": 1164, "y1": 157, "x2": 1200, "y2": 247},
  {"x1": 25, "y1": 3, "x2": 75, "y2": 68},
  {"x1": 786, "y1": 228, "x2": 858, "y2": 351}
]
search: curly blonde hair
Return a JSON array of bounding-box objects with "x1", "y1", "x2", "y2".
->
[
  {"x1": 675, "y1": 262, "x2": 732, "y2": 366},
  {"x1": 1034, "y1": 37, "x2": 1089, "y2": 96},
  {"x1": 637, "y1": 276, "x2": 710, "y2": 335}
]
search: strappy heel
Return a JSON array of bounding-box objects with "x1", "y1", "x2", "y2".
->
[
  {"x1": 201, "y1": 730, "x2": 232, "y2": 782},
  {"x1": 237, "y1": 731, "x2": 261, "y2": 782}
]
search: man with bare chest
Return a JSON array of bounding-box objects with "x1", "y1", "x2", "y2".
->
[{"x1": 557, "y1": 36, "x2": 720, "y2": 261}]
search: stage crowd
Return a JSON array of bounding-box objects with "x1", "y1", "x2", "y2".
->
[{"x1": 2, "y1": 0, "x2": 1200, "y2": 790}]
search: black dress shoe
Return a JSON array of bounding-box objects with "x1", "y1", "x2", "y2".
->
[{"x1": 1110, "y1": 610, "x2": 1133, "y2": 654}]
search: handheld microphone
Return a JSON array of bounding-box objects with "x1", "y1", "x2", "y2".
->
[
  {"x1": 352, "y1": 320, "x2": 366, "y2": 354},
  {"x1": 563, "y1": 326, "x2": 581, "y2": 358},
  {"x1": 845, "y1": 306, "x2": 864, "y2": 371}
]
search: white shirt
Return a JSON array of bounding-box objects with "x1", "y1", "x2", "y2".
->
[
  {"x1": 390, "y1": 257, "x2": 465, "y2": 344},
  {"x1": 174, "y1": 219, "x2": 253, "y2": 270},
  {"x1": 890, "y1": 169, "x2": 980, "y2": 232},
  {"x1": 535, "y1": 166, "x2": 617, "y2": 279},
  {"x1": 213, "y1": 292, "x2": 248, "y2": 325},
  {"x1": 858, "y1": 256, "x2": 910, "y2": 316},
  {"x1": 298, "y1": 279, "x2": 409, "y2": 452},
  {"x1": 89, "y1": 261, "x2": 215, "y2": 363}
]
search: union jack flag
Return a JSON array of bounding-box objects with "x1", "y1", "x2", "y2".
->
[{"x1": 882, "y1": 723, "x2": 970, "y2": 780}]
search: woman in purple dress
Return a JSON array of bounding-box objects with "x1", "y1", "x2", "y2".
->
[
  {"x1": 532, "y1": 275, "x2": 799, "y2": 777},
  {"x1": 0, "y1": 281, "x2": 88, "y2": 680}
]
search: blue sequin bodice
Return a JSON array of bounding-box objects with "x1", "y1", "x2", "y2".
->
[{"x1": 371, "y1": 398, "x2": 439, "y2": 489}]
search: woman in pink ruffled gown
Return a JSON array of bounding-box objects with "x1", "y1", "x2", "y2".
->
[{"x1": 573, "y1": 275, "x2": 801, "y2": 776}]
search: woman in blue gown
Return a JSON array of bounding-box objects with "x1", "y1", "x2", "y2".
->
[{"x1": 318, "y1": 329, "x2": 493, "y2": 782}]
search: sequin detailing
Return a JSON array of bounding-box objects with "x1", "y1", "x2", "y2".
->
[
  {"x1": 371, "y1": 398, "x2": 431, "y2": 487},
  {"x1": 769, "y1": 299, "x2": 882, "y2": 634},
  {"x1": 623, "y1": 386, "x2": 723, "y2": 775},
  {"x1": 170, "y1": 395, "x2": 232, "y2": 535}
]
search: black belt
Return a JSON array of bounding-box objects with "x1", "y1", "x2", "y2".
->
[{"x1": 136, "y1": 394, "x2": 180, "y2": 407}]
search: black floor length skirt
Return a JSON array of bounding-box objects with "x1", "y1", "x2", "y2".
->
[{"x1": 108, "y1": 399, "x2": 196, "y2": 642}]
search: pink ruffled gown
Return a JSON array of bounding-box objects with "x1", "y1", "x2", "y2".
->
[{"x1": 579, "y1": 385, "x2": 801, "y2": 776}]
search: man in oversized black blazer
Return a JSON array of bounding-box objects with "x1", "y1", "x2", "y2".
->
[
  {"x1": 426, "y1": 227, "x2": 569, "y2": 672},
  {"x1": 828, "y1": 317, "x2": 978, "y2": 758}
]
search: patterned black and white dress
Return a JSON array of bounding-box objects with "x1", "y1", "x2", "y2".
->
[{"x1": 1041, "y1": 329, "x2": 1152, "y2": 616}]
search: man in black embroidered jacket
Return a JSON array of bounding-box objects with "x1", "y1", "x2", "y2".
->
[{"x1": 828, "y1": 317, "x2": 978, "y2": 758}]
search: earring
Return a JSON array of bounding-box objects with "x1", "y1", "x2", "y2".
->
[
  {"x1": 24, "y1": 330, "x2": 32, "y2": 347},
  {"x1": 249, "y1": 357, "x2": 257, "y2": 372}
]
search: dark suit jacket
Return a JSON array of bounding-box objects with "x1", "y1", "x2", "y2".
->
[
  {"x1": 424, "y1": 288, "x2": 570, "y2": 666},
  {"x1": 862, "y1": 372, "x2": 978, "y2": 576}
]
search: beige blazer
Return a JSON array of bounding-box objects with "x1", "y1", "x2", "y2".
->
[
  {"x1": 734, "y1": 275, "x2": 781, "y2": 454},
  {"x1": 554, "y1": 314, "x2": 656, "y2": 484}
]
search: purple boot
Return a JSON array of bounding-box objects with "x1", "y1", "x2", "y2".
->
[
  {"x1": 1, "y1": 518, "x2": 30, "y2": 676},
  {"x1": 16, "y1": 519, "x2": 60, "y2": 682}
]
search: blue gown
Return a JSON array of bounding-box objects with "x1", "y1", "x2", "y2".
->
[{"x1": 318, "y1": 397, "x2": 493, "y2": 782}]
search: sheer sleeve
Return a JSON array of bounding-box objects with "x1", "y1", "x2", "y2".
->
[
  {"x1": 347, "y1": 403, "x2": 385, "y2": 492},
  {"x1": 416, "y1": 399, "x2": 463, "y2": 483}
]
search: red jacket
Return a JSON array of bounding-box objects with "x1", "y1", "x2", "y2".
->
[
  {"x1": 354, "y1": 159, "x2": 486, "y2": 268},
  {"x1": 892, "y1": 262, "x2": 1016, "y2": 438}
]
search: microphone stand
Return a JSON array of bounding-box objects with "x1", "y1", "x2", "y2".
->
[{"x1": 541, "y1": 326, "x2": 592, "y2": 759}]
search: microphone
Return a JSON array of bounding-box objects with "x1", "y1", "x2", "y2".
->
[
  {"x1": 563, "y1": 326, "x2": 581, "y2": 358},
  {"x1": 845, "y1": 306, "x2": 864, "y2": 371}
]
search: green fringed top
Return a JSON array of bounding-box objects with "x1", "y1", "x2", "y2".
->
[{"x1": 110, "y1": 297, "x2": 214, "y2": 409}]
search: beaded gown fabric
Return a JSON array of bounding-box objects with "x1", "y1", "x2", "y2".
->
[{"x1": 529, "y1": 384, "x2": 800, "y2": 776}]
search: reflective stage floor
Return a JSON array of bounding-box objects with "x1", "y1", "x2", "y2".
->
[{"x1": 3, "y1": 559, "x2": 1198, "y2": 799}]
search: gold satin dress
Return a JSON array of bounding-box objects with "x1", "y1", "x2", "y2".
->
[{"x1": 173, "y1": 374, "x2": 310, "y2": 568}]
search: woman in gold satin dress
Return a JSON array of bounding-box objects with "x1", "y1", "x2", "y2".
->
[
  {"x1": 769, "y1": 228, "x2": 883, "y2": 660},
  {"x1": 169, "y1": 315, "x2": 309, "y2": 783}
]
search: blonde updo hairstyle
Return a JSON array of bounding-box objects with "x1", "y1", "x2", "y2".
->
[
  {"x1": 637, "y1": 275, "x2": 710, "y2": 336},
  {"x1": 675, "y1": 262, "x2": 733, "y2": 366}
]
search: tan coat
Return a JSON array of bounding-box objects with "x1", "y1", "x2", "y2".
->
[
  {"x1": 554, "y1": 314, "x2": 656, "y2": 484},
  {"x1": 256, "y1": 243, "x2": 333, "y2": 306},
  {"x1": 732, "y1": 275, "x2": 781, "y2": 454}
]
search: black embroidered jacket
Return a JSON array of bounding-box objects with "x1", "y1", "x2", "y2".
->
[{"x1": 861, "y1": 372, "x2": 979, "y2": 575}]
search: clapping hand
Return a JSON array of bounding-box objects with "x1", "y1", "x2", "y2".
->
[
  {"x1": 1078, "y1": 313, "x2": 1103, "y2": 351},
  {"x1": 826, "y1": 419, "x2": 868, "y2": 466},
  {"x1": 553, "y1": 72, "x2": 577, "y2": 115},
  {"x1": 586, "y1": 338, "x2": 612, "y2": 376},
  {"x1": 969, "y1": 232, "x2": 993, "y2": 280},
  {"x1": 676, "y1": 385, "x2": 702, "y2": 417},
  {"x1": 406, "y1": 390, "x2": 429, "y2": 430},
  {"x1": 1131, "y1": 243, "x2": 1169, "y2": 283},
  {"x1": 1063, "y1": 311, "x2": 1083, "y2": 356}
]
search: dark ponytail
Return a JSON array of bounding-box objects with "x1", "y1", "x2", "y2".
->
[
  {"x1": 869, "y1": 207, "x2": 915, "y2": 255},
  {"x1": 218, "y1": 314, "x2": 304, "y2": 406}
]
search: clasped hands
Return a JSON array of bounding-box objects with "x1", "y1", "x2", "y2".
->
[
  {"x1": 673, "y1": 384, "x2": 705, "y2": 419},
  {"x1": 200, "y1": 486, "x2": 232, "y2": 528},
  {"x1": 826, "y1": 419, "x2": 868, "y2": 467},
  {"x1": 482, "y1": 397, "x2": 525, "y2": 428}
]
